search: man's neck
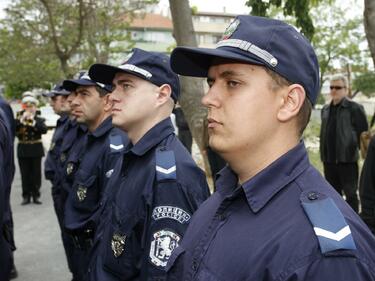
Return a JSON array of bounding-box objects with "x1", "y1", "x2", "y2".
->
[
  {"x1": 88, "y1": 111, "x2": 111, "y2": 133},
  {"x1": 128, "y1": 115, "x2": 169, "y2": 145},
  {"x1": 225, "y1": 134, "x2": 300, "y2": 184}
]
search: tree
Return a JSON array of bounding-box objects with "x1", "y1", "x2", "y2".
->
[
  {"x1": 246, "y1": 0, "x2": 322, "y2": 40},
  {"x1": 310, "y1": 4, "x2": 368, "y2": 95},
  {"x1": 0, "y1": 0, "x2": 155, "y2": 97},
  {"x1": 364, "y1": 0, "x2": 375, "y2": 68},
  {"x1": 168, "y1": 0, "x2": 207, "y2": 151},
  {"x1": 353, "y1": 72, "x2": 375, "y2": 97}
]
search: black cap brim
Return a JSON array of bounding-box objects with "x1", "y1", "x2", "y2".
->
[
  {"x1": 89, "y1": 63, "x2": 151, "y2": 85},
  {"x1": 170, "y1": 46, "x2": 264, "y2": 77},
  {"x1": 63, "y1": 79, "x2": 97, "y2": 92},
  {"x1": 42, "y1": 92, "x2": 55, "y2": 97}
]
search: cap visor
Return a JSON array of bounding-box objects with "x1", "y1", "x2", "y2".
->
[
  {"x1": 89, "y1": 63, "x2": 151, "y2": 85},
  {"x1": 170, "y1": 46, "x2": 264, "y2": 77},
  {"x1": 42, "y1": 92, "x2": 55, "y2": 97},
  {"x1": 63, "y1": 79, "x2": 96, "y2": 92}
]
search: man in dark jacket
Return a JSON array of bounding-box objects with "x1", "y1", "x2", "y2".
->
[
  {"x1": 16, "y1": 95, "x2": 47, "y2": 205},
  {"x1": 359, "y1": 135, "x2": 375, "y2": 234},
  {"x1": 320, "y1": 74, "x2": 368, "y2": 212}
]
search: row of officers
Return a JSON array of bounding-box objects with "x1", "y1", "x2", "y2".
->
[{"x1": 2, "y1": 15, "x2": 375, "y2": 281}]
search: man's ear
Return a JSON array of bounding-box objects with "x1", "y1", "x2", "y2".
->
[
  {"x1": 156, "y1": 84, "x2": 172, "y2": 106},
  {"x1": 277, "y1": 84, "x2": 306, "y2": 122},
  {"x1": 103, "y1": 94, "x2": 113, "y2": 112}
]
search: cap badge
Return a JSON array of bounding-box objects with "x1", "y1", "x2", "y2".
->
[
  {"x1": 222, "y1": 18, "x2": 240, "y2": 40},
  {"x1": 76, "y1": 185, "x2": 87, "y2": 202},
  {"x1": 66, "y1": 162, "x2": 74, "y2": 175},
  {"x1": 111, "y1": 233, "x2": 126, "y2": 258}
]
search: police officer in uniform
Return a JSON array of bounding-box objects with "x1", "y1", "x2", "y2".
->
[
  {"x1": 84, "y1": 48, "x2": 210, "y2": 281},
  {"x1": 44, "y1": 84, "x2": 71, "y2": 218},
  {"x1": 43, "y1": 83, "x2": 83, "y2": 279},
  {"x1": 16, "y1": 96, "x2": 47, "y2": 205},
  {"x1": 0, "y1": 93, "x2": 17, "y2": 278},
  {"x1": 166, "y1": 15, "x2": 375, "y2": 280},
  {"x1": 0, "y1": 107, "x2": 14, "y2": 281},
  {"x1": 63, "y1": 72, "x2": 127, "y2": 281}
]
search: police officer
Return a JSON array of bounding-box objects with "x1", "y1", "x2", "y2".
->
[
  {"x1": 0, "y1": 107, "x2": 14, "y2": 281},
  {"x1": 43, "y1": 83, "x2": 83, "y2": 279},
  {"x1": 166, "y1": 15, "x2": 375, "y2": 280},
  {"x1": 44, "y1": 84, "x2": 71, "y2": 218},
  {"x1": 63, "y1": 72, "x2": 127, "y2": 281},
  {"x1": 0, "y1": 94, "x2": 17, "y2": 279},
  {"x1": 84, "y1": 48, "x2": 210, "y2": 281},
  {"x1": 16, "y1": 95, "x2": 47, "y2": 205}
]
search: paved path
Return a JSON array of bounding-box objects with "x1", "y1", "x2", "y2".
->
[{"x1": 10, "y1": 130, "x2": 71, "y2": 281}]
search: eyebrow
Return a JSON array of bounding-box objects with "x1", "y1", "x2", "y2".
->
[
  {"x1": 76, "y1": 89, "x2": 90, "y2": 95},
  {"x1": 114, "y1": 78, "x2": 135, "y2": 85},
  {"x1": 207, "y1": 70, "x2": 246, "y2": 81}
]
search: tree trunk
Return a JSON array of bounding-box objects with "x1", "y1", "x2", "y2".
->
[
  {"x1": 168, "y1": 0, "x2": 207, "y2": 149},
  {"x1": 364, "y1": 0, "x2": 375, "y2": 68}
]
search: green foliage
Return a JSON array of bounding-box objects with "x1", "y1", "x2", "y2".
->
[
  {"x1": 353, "y1": 72, "x2": 375, "y2": 97},
  {"x1": 246, "y1": 0, "x2": 316, "y2": 40},
  {"x1": 310, "y1": 3, "x2": 368, "y2": 93},
  {"x1": 0, "y1": 0, "x2": 156, "y2": 98}
]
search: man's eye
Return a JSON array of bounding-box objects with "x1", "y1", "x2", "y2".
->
[
  {"x1": 207, "y1": 80, "x2": 214, "y2": 88},
  {"x1": 227, "y1": 80, "x2": 239, "y2": 87},
  {"x1": 122, "y1": 83, "x2": 132, "y2": 90}
]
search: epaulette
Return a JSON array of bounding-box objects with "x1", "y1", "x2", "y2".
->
[
  {"x1": 300, "y1": 190, "x2": 356, "y2": 254},
  {"x1": 155, "y1": 147, "x2": 176, "y2": 182},
  {"x1": 109, "y1": 133, "x2": 124, "y2": 153}
]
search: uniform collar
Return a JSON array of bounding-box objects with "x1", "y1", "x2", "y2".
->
[
  {"x1": 216, "y1": 142, "x2": 310, "y2": 213},
  {"x1": 330, "y1": 97, "x2": 349, "y2": 108},
  {"x1": 59, "y1": 114, "x2": 69, "y2": 123},
  {"x1": 127, "y1": 117, "x2": 174, "y2": 156},
  {"x1": 89, "y1": 116, "x2": 112, "y2": 138}
]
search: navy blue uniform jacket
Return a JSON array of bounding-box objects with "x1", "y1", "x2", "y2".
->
[
  {"x1": 86, "y1": 117, "x2": 210, "y2": 281},
  {"x1": 166, "y1": 142, "x2": 375, "y2": 281}
]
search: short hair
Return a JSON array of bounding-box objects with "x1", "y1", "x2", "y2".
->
[
  {"x1": 330, "y1": 74, "x2": 348, "y2": 88},
  {"x1": 264, "y1": 67, "x2": 312, "y2": 137},
  {"x1": 95, "y1": 85, "x2": 109, "y2": 97}
]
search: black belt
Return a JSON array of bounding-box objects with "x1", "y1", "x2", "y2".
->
[{"x1": 68, "y1": 229, "x2": 94, "y2": 250}]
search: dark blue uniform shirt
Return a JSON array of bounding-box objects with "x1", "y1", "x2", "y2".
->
[
  {"x1": 166, "y1": 142, "x2": 375, "y2": 281},
  {"x1": 64, "y1": 116, "x2": 128, "y2": 233},
  {"x1": 86, "y1": 117, "x2": 210, "y2": 281},
  {"x1": 45, "y1": 114, "x2": 69, "y2": 187}
]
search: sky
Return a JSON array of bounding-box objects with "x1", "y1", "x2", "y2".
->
[{"x1": 0, "y1": 0, "x2": 364, "y2": 19}]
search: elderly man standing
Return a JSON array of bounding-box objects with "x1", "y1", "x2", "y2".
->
[{"x1": 320, "y1": 74, "x2": 368, "y2": 212}]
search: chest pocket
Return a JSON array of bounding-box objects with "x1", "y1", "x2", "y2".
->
[
  {"x1": 102, "y1": 203, "x2": 143, "y2": 280},
  {"x1": 72, "y1": 169, "x2": 99, "y2": 212}
]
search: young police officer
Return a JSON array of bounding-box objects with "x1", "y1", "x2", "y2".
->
[
  {"x1": 84, "y1": 48, "x2": 210, "y2": 280},
  {"x1": 63, "y1": 72, "x2": 128, "y2": 281},
  {"x1": 166, "y1": 15, "x2": 375, "y2": 280}
]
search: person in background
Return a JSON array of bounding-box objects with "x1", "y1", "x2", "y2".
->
[
  {"x1": 359, "y1": 134, "x2": 375, "y2": 235},
  {"x1": 15, "y1": 95, "x2": 47, "y2": 205},
  {"x1": 173, "y1": 103, "x2": 193, "y2": 153},
  {"x1": 320, "y1": 74, "x2": 368, "y2": 213}
]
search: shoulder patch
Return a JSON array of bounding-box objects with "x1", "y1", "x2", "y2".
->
[
  {"x1": 149, "y1": 229, "x2": 180, "y2": 267},
  {"x1": 109, "y1": 134, "x2": 124, "y2": 152},
  {"x1": 300, "y1": 191, "x2": 356, "y2": 254},
  {"x1": 155, "y1": 149, "x2": 176, "y2": 181}
]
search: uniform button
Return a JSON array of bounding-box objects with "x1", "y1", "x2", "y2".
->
[
  {"x1": 308, "y1": 192, "x2": 318, "y2": 200},
  {"x1": 191, "y1": 260, "x2": 198, "y2": 271},
  {"x1": 218, "y1": 214, "x2": 226, "y2": 221}
]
